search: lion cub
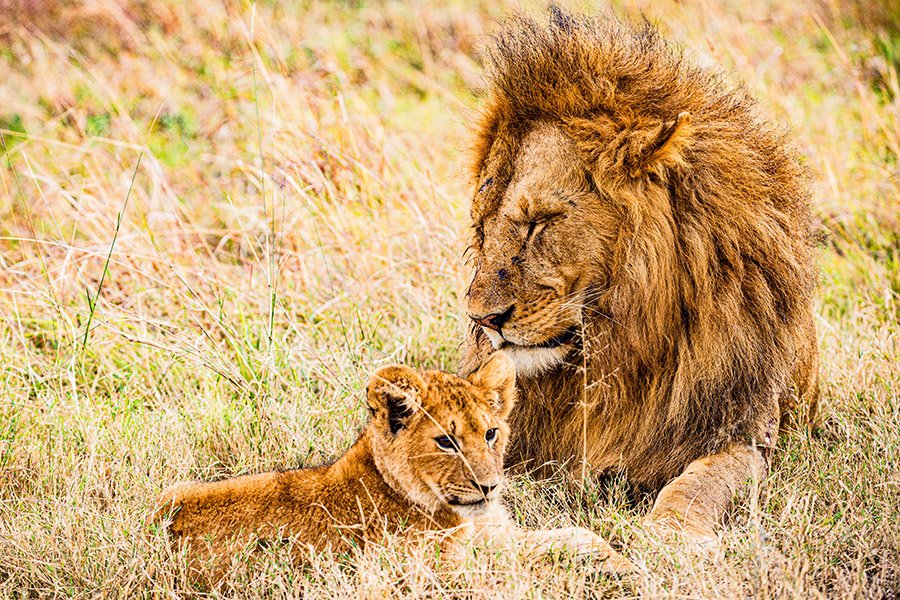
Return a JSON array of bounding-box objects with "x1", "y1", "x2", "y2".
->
[{"x1": 154, "y1": 353, "x2": 631, "y2": 575}]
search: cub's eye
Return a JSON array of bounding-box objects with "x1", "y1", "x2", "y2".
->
[
  {"x1": 485, "y1": 428, "x2": 498, "y2": 445},
  {"x1": 434, "y1": 435, "x2": 458, "y2": 452}
]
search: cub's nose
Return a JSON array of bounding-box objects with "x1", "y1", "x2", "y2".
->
[
  {"x1": 469, "y1": 306, "x2": 514, "y2": 332},
  {"x1": 470, "y1": 479, "x2": 500, "y2": 495}
]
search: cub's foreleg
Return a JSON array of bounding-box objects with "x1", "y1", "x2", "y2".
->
[
  {"x1": 465, "y1": 504, "x2": 634, "y2": 573},
  {"x1": 516, "y1": 527, "x2": 634, "y2": 572}
]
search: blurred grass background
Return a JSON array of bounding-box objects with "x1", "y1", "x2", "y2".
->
[{"x1": 0, "y1": 0, "x2": 897, "y2": 596}]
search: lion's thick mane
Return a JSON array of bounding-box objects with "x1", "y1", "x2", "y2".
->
[{"x1": 467, "y1": 8, "x2": 818, "y2": 489}]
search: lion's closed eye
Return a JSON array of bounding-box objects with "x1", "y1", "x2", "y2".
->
[
  {"x1": 472, "y1": 223, "x2": 485, "y2": 247},
  {"x1": 522, "y1": 212, "x2": 563, "y2": 242}
]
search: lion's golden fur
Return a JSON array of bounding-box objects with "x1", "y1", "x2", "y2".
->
[{"x1": 461, "y1": 8, "x2": 819, "y2": 497}]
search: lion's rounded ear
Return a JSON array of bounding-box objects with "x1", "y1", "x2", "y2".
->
[
  {"x1": 367, "y1": 365, "x2": 426, "y2": 435},
  {"x1": 626, "y1": 111, "x2": 692, "y2": 178},
  {"x1": 467, "y1": 352, "x2": 517, "y2": 418}
]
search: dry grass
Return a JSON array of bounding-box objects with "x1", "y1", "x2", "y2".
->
[{"x1": 0, "y1": 0, "x2": 898, "y2": 597}]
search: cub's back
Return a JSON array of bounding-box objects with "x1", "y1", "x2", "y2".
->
[{"x1": 155, "y1": 467, "x2": 333, "y2": 557}]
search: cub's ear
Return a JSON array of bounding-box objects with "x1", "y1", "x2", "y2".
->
[
  {"x1": 367, "y1": 365, "x2": 427, "y2": 435},
  {"x1": 467, "y1": 352, "x2": 517, "y2": 419},
  {"x1": 625, "y1": 111, "x2": 692, "y2": 178}
]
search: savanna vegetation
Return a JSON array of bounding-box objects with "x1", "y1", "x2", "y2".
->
[{"x1": 0, "y1": 0, "x2": 898, "y2": 597}]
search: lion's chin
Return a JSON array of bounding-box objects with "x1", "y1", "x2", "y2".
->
[
  {"x1": 483, "y1": 326, "x2": 577, "y2": 378},
  {"x1": 500, "y1": 345, "x2": 570, "y2": 377}
]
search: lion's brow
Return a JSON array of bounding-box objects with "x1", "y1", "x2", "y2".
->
[{"x1": 516, "y1": 195, "x2": 568, "y2": 222}]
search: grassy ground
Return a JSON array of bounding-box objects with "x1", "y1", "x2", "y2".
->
[{"x1": 0, "y1": 0, "x2": 898, "y2": 597}]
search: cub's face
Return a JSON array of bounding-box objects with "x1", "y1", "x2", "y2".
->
[{"x1": 366, "y1": 353, "x2": 516, "y2": 518}]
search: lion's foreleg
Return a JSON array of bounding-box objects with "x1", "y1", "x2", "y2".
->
[{"x1": 643, "y1": 443, "x2": 767, "y2": 546}]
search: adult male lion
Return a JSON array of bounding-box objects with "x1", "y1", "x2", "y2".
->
[{"x1": 460, "y1": 8, "x2": 819, "y2": 543}]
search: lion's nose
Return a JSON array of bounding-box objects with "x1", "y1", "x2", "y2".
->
[
  {"x1": 469, "y1": 306, "x2": 514, "y2": 332},
  {"x1": 470, "y1": 479, "x2": 500, "y2": 495}
]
